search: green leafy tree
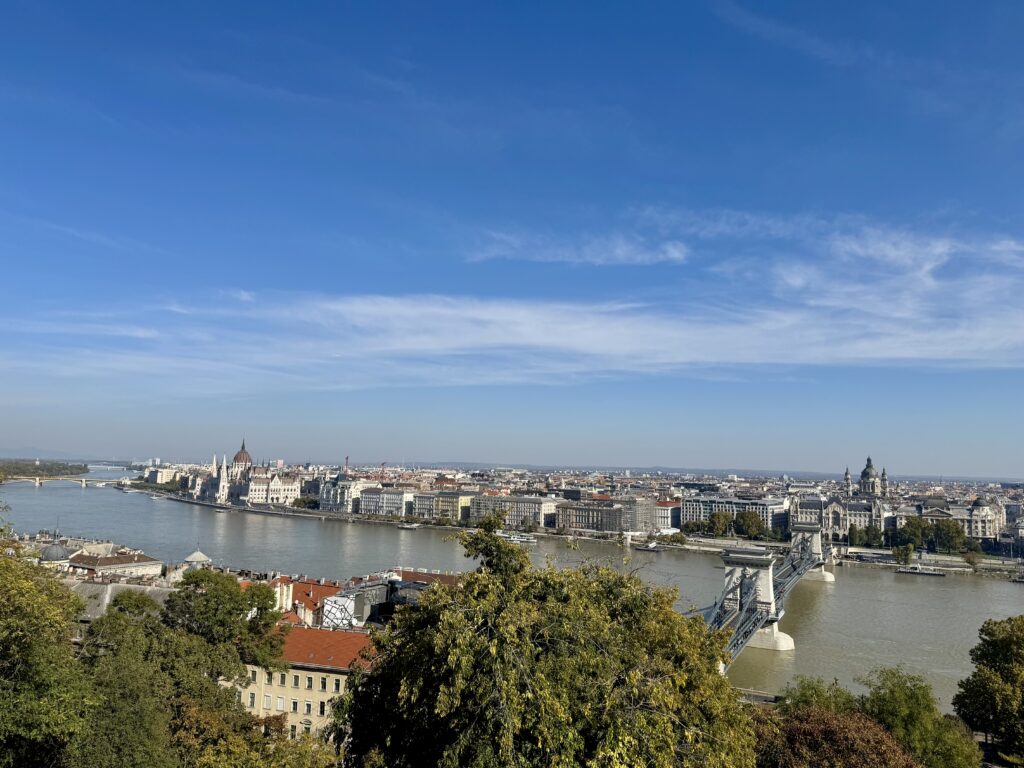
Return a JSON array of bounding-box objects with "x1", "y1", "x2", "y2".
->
[
  {"x1": 753, "y1": 707, "x2": 918, "y2": 768},
  {"x1": 953, "y1": 615, "x2": 1024, "y2": 761},
  {"x1": 0, "y1": 520, "x2": 93, "y2": 767},
  {"x1": 162, "y1": 569, "x2": 285, "y2": 672},
  {"x1": 333, "y1": 518, "x2": 755, "y2": 768},
  {"x1": 734, "y1": 509, "x2": 765, "y2": 538},
  {"x1": 848, "y1": 524, "x2": 864, "y2": 547},
  {"x1": 860, "y1": 667, "x2": 980, "y2": 768},
  {"x1": 69, "y1": 593, "x2": 177, "y2": 768},
  {"x1": 892, "y1": 544, "x2": 914, "y2": 565},
  {"x1": 291, "y1": 496, "x2": 320, "y2": 510},
  {"x1": 864, "y1": 524, "x2": 884, "y2": 548},
  {"x1": 778, "y1": 676, "x2": 858, "y2": 716},
  {"x1": 707, "y1": 510, "x2": 733, "y2": 537},
  {"x1": 894, "y1": 517, "x2": 930, "y2": 549},
  {"x1": 932, "y1": 519, "x2": 966, "y2": 554}
]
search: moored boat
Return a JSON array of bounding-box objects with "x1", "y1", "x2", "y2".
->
[{"x1": 895, "y1": 564, "x2": 945, "y2": 577}]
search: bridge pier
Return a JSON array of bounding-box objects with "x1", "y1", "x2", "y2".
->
[
  {"x1": 80, "y1": 478, "x2": 87, "y2": 488},
  {"x1": 747, "y1": 623, "x2": 795, "y2": 652},
  {"x1": 34, "y1": 477, "x2": 42, "y2": 487},
  {"x1": 802, "y1": 564, "x2": 835, "y2": 582}
]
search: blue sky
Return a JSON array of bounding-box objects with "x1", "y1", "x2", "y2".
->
[{"x1": 2, "y1": 1, "x2": 1024, "y2": 476}]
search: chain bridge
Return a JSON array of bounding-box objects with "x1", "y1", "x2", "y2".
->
[
  {"x1": 702, "y1": 521, "x2": 834, "y2": 667},
  {"x1": 1, "y1": 476, "x2": 115, "y2": 488}
]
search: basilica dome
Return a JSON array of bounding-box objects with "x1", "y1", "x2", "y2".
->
[{"x1": 860, "y1": 457, "x2": 878, "y2": 480}]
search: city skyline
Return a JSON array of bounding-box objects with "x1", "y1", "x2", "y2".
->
[{"x1": 4, "y1": 3, "x2": 1024, "y2": 476}]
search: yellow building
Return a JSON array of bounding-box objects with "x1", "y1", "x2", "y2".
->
[{"x1": 240, "y1": 626, "x2": 372, "y2": 738}]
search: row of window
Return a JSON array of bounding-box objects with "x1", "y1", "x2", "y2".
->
[
  {"x1": 248, "y1": 669, "x2": 341, "y2": 693},
  {"x1": 246, "y1": 692, "x2": 328, "y2": 717}
]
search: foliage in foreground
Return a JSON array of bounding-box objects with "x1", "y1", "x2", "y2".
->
[
  {"x1": 954, "y1": 614, "x2": 1024, "y2": 762},
  {"x1": 779, "y1": 670, "x2": 981, "y2": 768},
  {"x1": 333, "y1": 519, "x2": 756, "y2": 768},
  {"x1": 0, "y1": 517, "x2": 335, "y2": 768},
  {"x1": 754, "y1": 706, "x2": 918, "y2": 768}
]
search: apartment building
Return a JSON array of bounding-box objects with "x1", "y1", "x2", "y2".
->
[
  {"x1": 469, "y1": 495, "x2": 557, "y2": 529},
  {"x1": 240, "y1": 627, "x2": 371, "y2": 739},
  {"x1": 680, "y1": 496, "x2": 787, "y2": 531}
]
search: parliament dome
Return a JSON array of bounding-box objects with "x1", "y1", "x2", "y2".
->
[{"x1": 232, "y1": 439, "x2": 252, "y2": 466}]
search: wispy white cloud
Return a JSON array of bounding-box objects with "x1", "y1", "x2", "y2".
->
[
  {"x1": 4, "y1": 208, "x2": 1024, "y2": 398},
  {"x1": 471, "y1": 230, "x2": 688, "y2": 266}
]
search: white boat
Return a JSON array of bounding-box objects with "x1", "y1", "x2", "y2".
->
[
  {"x1": 496, "y1": 530, "x2": 537, "y2": 545},
  {"x1": 634, "y1": 541, "x2": 665, "y2": 552},
  {"x1": 397, "y1": 522, "x2": 422, "y2": 530},
  {"x1": 895, "y1": 564, "x2": 945, "y2": 577},
  {"x1": 149, "y1": 495, "x2": 162, "y2": 500}
]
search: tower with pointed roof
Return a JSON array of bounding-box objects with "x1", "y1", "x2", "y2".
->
[
  {"x1": 217, "y1": 454, "x2": 230, "y2": 504},
  {"x1": 844, "y1": 467, "x2": 853, "y2": 497}
]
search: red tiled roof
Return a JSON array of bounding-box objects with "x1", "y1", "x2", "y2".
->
[
  {"x1": 657, "y1": 501, "x2": 680, "y2": 507},
  {"x1": 271, "y1": 575, "x2": 344, "y2": 612},
  {"x1": 282, "y1": 627, "x2": 372, "y2": 670},
  {"x1": 393, "y1": 568, "x2": 460, "y2": 587}
]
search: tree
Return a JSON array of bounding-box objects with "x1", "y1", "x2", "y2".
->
[
  {"x1": 291, "y1": 496, "x2": 320, "y2": 510},
  {"x1": 734, "y1": 510, "x2": 765, "y2": 539},
  {"x1": 894, "y1": 517, "x2": 930, "y2": 549},
  {"x1": 162, "y1": 569, "x2": 285, "y2": 673},
  {"x1": 778, "y1": 676, "x2": 858, "y2": 716},
  {"x1": 333, "y1": 519, "x2": 756, "y2": 767},
  {"x1": 753, "y1": 707, "x2": 918, "y2": 768},
  {"x1": 69, "y1": 593, "x2": 177, "y2": 768},
  {"x1": 848, "y1": 524, "x2": 864, "y2": 547},
  {"x1": 892, "y1": 544, "x2": 914, "y2": 565},
  {"x1": 953, "y1": 615, "x2": 1024, "y2": 761},
  {"x1": 860, "y1": 667, "x2": 980, "y2": 768},
  {"x1": 0, "y1": 521, "x2": 92, "y2": 767},
  {"x1": 864, "y1": 524, "x2": 884, "y2": 548},
  {"x1": 708, "y1": 510, "x2": 733, "y2": 537},
  {"x1": 932, "y1": 519, "x2": 966, "y2": 554}
]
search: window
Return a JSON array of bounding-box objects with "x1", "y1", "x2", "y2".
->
[
  {"x1": 279, "y1": 672, "x2": 286, "y2": 686},
  {"x1": 266, "y1": 671, "x2": 273, "y2": 684},
  {"x1": 320, "y1": 676, "x2": 327, "y2": 691},
  {"x1": 291, "y1": 699, "x2": 298, "y2": 713},
  {"x1": 304, "y1": 725, "x2": 311, "y2": 735},
  {"x1": 263, "y1": 695, "x2": 271, "y2": 709},
  {"x1": 334, "y1": 678, "x2": 341, "y2": 693},
  {"x1": 248, "y1": 692, "x2": 256, "y2": 708},
  {"x1": 304, "y1": 701, "x2": 312, "y2": 715},
  {"x1": 292, "y1": 674, "x2": 299, "y2": 687},
  {"x1": 249, "y1": 669, "x2": 257, "y2": 682},
  {"x1": 289, "y1": 725, "x2": 296, "y2": 739},
  {"x1": 276, "y1": 697, "x2": 284, "y2": 711},
  {"x1": 306, "y1": 676, "x2": 313, "y2": 689},
  {"x1": 319, "y1": 701, "x2": 326, "y2": 717}
]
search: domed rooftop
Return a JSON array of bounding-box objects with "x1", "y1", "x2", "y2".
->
[
  {"x1": 860, "y1": 457, "x2": 878, "y2": 479},
  {"x1": 39, "y1": 543, "x2": 71, "y2": 562},
  {"x1": 185, "y1": 549, "x2": 211, "y2": 563},
  {"x1": 232, "y1": 439, "x2": 252, "y2": 466},
  {"x1": 972, "y1": 497, "x2": 988, "y2": 508}
]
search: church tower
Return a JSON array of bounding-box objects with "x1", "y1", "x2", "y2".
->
[
  {"x1": 844, "y1": 467, "x2": 853, "y2": 497},
  {"x1": 881, "y1": 467, "x2": 889, "y2": 497}
]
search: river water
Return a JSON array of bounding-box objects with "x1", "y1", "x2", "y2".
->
[{"x1": 2, "y1": 470, "x2": 1020, "y2": 709}]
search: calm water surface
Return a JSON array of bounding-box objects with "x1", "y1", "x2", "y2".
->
[{"x1": 3, "y1": 471, "x2": 1020, "y2": 709}]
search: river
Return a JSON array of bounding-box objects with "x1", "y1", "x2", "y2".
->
[{"x1": 2, "y1": 469, "x2": 1020, "y2": 709}]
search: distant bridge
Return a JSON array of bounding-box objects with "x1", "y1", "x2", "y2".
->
[
  {"x1": 1, "y1": 476, "x2": 127, "y2": 488},
  {"x1": 702, "y1": 521, "x2": 834, "y2": 667}
]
